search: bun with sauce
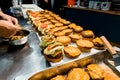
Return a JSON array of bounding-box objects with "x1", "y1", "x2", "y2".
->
[
  {"x1": 44, "y1": 42, "x2": 64, "y2": 62},
  {"x1": 40, "y1": 34, "x2": 56, "y2": 48}
]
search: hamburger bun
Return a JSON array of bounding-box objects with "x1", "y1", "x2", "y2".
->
[
  {"x1": 68, "y1": 23, "x2": 76, "y2": 28},
  {"x1": 92, "y1": 37, "x2": 105, "y2": 50},
  {"x1": 44, "y1": 42, "x2": 64, "y2": 62},
  {"x1": 54, "y1": 31, "x2": 65, "y2": 37},
  {"x1": 81, "y1": 30, "x2": 95, "y2": 40},
  {"x1": 51, "y1": 75, "x2": 65, "y2": 80},
  {"x1": 64, "y1": 46, "x2": 81, "y2": 58},
  {"x1": 69, "y1": 33, "x2": 82, "y2": 42},
  {"x1": 104, "y1": 73, "x2": 120, "y2": 80},
  {"x1": 76, "y1": 40, "x2": 94, "y2": 52},
  {"x1": 87, "y1": 64, "x2": 105, "y2": 79},
  {"x1": 62, "y1": 29, "x2": 73, "y2": 36},
  {"x1": 67, "y1": 68, "x2": 90, "y2": 80},
  {"x1": 55, "y1": 23, "x2": 63, "y2": 27},
  {"x1": 72, "y1": 25, "x2": 83, "y2": 32},
  {"x1": 56, "y1": 36, "x2": 71, "y2": 46}
]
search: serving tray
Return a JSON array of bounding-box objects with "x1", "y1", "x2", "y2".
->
[
  {"x1": 36, "y1": 33, "x2": 106, "y2": 66},
  {"x1": 15, "y1": 50, "x2": 120, "y2": 80}
]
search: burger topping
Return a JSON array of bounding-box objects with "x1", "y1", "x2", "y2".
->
[
  {"x1": 44, "y1": 42, "x2": 64, "y2": 55},
  {"x1": 40, "y1": 35, "x2": 55, "y2": 48}
]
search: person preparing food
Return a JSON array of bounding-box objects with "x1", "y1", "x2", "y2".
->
[{"x1": 0, "y1": 11, "x2": 21, "y2": 38}]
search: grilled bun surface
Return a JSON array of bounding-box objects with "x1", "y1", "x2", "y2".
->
[
  {"x1": 64, "y1": 46, "x2": 81, "y2": 58},
  {"x1": 56, "y1": 36, "x2": 71, "y2": 46},
  {"x1": 76, "y1": 40, "x2": 94, "y2": 52},
  {"x1": 87, "y1": 64, "x2": 105, "y2": 79},
  {"x1": 92, "y1": 37, "x2": 105, "y2": 50},
  {"x1": 67, "y1": 68, "x2": 90, "y2": 80},
  {"x1": 81, "y1": 30, "x2": 95, "y2": 40}
]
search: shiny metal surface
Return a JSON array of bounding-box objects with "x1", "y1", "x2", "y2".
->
[
  {"x1": 0, "y1": 18, "x2": 49, "y2": 80},
  {"x1": 8, "y1": 30, "x2": 30, "y2": 46},
  {"x1": 0, "y1": 18, "x2": 120, "y2": 80},
  {"x1": 15, "y1": 51, "x2": 120, "y2": 80}
]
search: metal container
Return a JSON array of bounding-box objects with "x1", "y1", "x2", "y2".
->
[{"x1": 8, "y1": 29, "x2": 30, "y2": 46}]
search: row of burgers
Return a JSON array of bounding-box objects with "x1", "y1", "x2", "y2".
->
[{"x1": 27, "y1": 10, "x2": 105, "y2": 63}]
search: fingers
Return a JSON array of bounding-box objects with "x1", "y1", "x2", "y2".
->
[
  {"x1": 1, "y1": 13, "x2": 18, "y2": 25},
  {"x1": 0, "y1": 24, "x2": 17, "y2": 38},
  {"x1": 14, "y1": 25, "x2": 22, "y2": 31},
  {"x1": 11, "y1": 17, "x2": 18, "y2": 25},
  {"x1": 0, "y1": 20, "x2": 21, "y2": 38}
]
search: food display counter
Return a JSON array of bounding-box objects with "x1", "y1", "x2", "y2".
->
[{"x1": 0, "y1": 10, "x2": 120, "y2": 80}]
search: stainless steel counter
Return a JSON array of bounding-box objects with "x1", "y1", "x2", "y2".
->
[
  {"x1": 0, "y1": 18, "x2": 119, "y2": 80},
  {"x1": 0, "y1": 18, "x2": 50, "y2": 80}
]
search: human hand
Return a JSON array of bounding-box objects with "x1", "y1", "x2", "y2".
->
[
  {"x1": 0, "y1": 12, "x2": 18, "y2": 25},
  {"x1": 0, "y1": 20, "x2": 21, "y2": 38}
]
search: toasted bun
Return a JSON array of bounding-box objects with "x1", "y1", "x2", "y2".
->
[
  {"x1": 69, "y1": 33, "x2": 82, "y2": 42},
  {"x1": 68, "y1": 23, "x2": 76, "y2": 28},
  {"x1": 51, "y1": 75, "x2": 65, "y2": 80},
  {"x1": 72, "y1": 25, "x2": 83, "y2": 32},
  {"x1": 62, "y1": 29, "x2": 73, "y2": 35},
  {"x1": 67, "y1": 68, "x2": 90, "y2": 80},
  {"x1": 104, "y1": 73, "x2": 120, "y2": 80},
  {"x1": 54, "y1": 23, "x2": 63, "y2": 27},
  {"x1": 92, "y1": 37, "x2": 105, "y2": 50},
  {"x1": 64, "y1": 46, "x2": 81, "y2": 58},
  {"x1": 51, "y1": 20, "x2": 59, "y2": 24},
  {"x1": 87, "y1": 64, "x2": 105, "y2": 79},
  {"x1": 54, "y1": 31, "x2": 65, "y2": 37},
  {"x1": 76, "y1": 40, "x2": 94, "y2": 52},
  {"x1": 56, "y1": 36, "x2": 71, "y2": 46},
  {"x1": 81, "y1": 30, "x2": 95, "y2": 40},
  {"x1": 62, "y1": 21, "x2": 71, "y2": 25}
]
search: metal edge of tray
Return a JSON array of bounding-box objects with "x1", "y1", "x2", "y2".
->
[
  {"x1": 104, "y1": 59, "x2": 120, "y2": 77},
  {"x1": 27, "y1": 51, "x2": 120, "y2": 80}
]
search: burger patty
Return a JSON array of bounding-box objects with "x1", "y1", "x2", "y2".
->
[
  {"x1": 94, "y1": 42, "x2": 104, "y2": 47},
  {"x1": 46, "y1": 52, "x2": 62, "y2": 59}
]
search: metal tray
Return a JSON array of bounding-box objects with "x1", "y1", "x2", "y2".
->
[
  {"x1": 15, "y1": 51, "x2": 120, "y2": 80},
  {"x1": 36, "y1": 33, "x2": 106, "y2": 66}
]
